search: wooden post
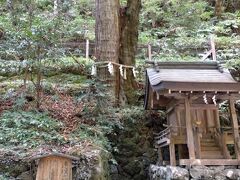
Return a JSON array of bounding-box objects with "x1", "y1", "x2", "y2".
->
[
  {"x1": 169, "y1": 142, "x2": 176, "y2": 166},
  {"x1": 185, "y1": 97, "x2": 196, "y2": 160},
  {"x1": 194, "y1": 128, "x2": 201, "y2": 159},
  {"x1": 210, "y1": 35, "x2": 217, "y2": 61},
  {"x1": 86, "y1": 39, "x2": 89, "y2": 59},
  {"x1": 158, "y1": 148, "x2": 163, "y2": 165},
  {"x1": 214, "y1": 109, "x2": 221, "y2": 130},
  {"x1": 214, "y1": 109, "x2": 231, "y2": 158},
  {"x1": 229, "y1": 98, "x2": 240, "y2": 160},
  {"x1": 148, "y1": 44, "x2": 152, "y2": 61}
]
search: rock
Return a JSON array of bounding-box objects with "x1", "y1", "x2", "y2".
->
[
  {"x1": 223, "y1": 169, "x2": 240, "y2": 179},
  {"x1": 209, "y1": 166, "x2": 225, "y2": 171},
  {"x1": 110, "y1": 174, "x2": 128, "y2": 180},
  {"x1": 166, "y1": 166, "x2": 189, "y2": 180},
  {"x1": 16, "y1": 171, "x2": 32, "y2": 180},
  {"x1": 122, "y1": 159, "x2": 142, "y2": 176},
  {"x1": 0, "y1": 174, "x2": 16, "y2": 180},
  {"x1": 149, "y1": 164, "x2": 167, "y2": 180},
  {"x1": 190, "y1": 166, "x2": 215, "y2": 179},
  {"x1": 210, "y1": 166, "x2": 226, "y2": 180},
  {"x1": 133, "y1": 172, "x2": 146, "y2": 180},
  {"x1": 110, "y1": 164, "x2": 118, "y2": 174},
  {"x1": 0, "y1": 160, "x2": 29, "y2": 177},
  {"x1": 215, "y1": 174, "x2": 227, "y2": 180}
]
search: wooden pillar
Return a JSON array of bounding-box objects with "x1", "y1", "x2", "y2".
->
[
  {"x1": 158, "y1": 148, "x2": 163, "y2": 165},
  {"x1": 214, "y1": 109, "x2": 221, "y2": 132},
  {"x1": 185, "y1": 97, "x2": 196, "y2": 160},
  {"x1": 206, "y1": 110, "x2": 212, "y2": 133},
  {"x1": 229, "y1": 98, "x2": 240, "y2": 160},
  {"x1": 169, "y1": 142, "x2": 176, "y2": 166}
]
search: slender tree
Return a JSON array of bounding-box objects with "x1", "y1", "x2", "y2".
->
[{"x1": 215, "y1": 0, "x2": 223, "y2": 18}]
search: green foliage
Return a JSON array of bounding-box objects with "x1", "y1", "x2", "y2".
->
[
  {"x1": 65, "y1": 15, "x2": 95, "y2": 40},
  {"x1": 0, "y1": 111, "x2": 64, "y2": 147},
  {"x1": 142, "y1": 0, "x2": 210, "y2": 29}
]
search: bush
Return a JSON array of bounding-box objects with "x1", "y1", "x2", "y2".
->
[{"x1": 0, "y1": 110, "x2": 65, "y2": 147}]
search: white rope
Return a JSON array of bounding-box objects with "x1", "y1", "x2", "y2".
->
[
  {"x1": 124, "y1": 67, "x2": 127, "y2": 80},
  {"x1": 92, "y1": 61, "x2": 137, "y2": 80},
  {"x1": 132, "y1": 67, "x2": 137, "y2": 78}
]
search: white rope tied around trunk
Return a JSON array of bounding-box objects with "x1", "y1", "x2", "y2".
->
[
  {"x1": 91, "y1": 65, "x2": 97, "y2": 76},
  {"x1": 119, "y1": 65, "x2": 124, "y2": 77},
  {"x1": 107, "y1": 62, "x2": 114, "y2": 76},
  {"x1": 91, "y1": 61, "x2": 137, "y2": 79}
]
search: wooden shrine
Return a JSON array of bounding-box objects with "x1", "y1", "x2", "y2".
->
[
  {"x1": 31, "y1": 153, "x2": 79, "y2": 180},
  {"x1": 144, "y1": 61, "x2": 240, "y2": 166}
]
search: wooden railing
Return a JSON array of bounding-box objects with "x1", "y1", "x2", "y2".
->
[
  {"x1": 154, "y1": 125, "x2": 187, "y2": 141},
  {"x1": 154, "y1": 127, "x2": 171, "y2": 141}
]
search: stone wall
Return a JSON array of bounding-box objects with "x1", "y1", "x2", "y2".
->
[
  {"x1": 0, "y1": 147, "x2": 109, "y2": 180},
  {"x1": 149, "y1": 165, "x2": 240, "y2": 180}
]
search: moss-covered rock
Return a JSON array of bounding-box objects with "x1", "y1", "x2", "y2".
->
[{"x1": 109, "y1": 107, "x2": 165, "y2": 180}]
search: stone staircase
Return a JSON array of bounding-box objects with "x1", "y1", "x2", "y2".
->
[{"x1": 200, "y1": 135, "x2": 225, "y2": 159}]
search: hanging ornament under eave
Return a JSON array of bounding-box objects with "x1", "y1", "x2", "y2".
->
[
  {"x1": 91, "y1": 65, "x2": 97, "y2": 76},
  {"x1": 212, "y1": 95, "x2": 217, "y2": 106},
  {"x1": 107, "y1": 62, "x2": 114, "y2": 76},
  {"x1": 203, "y1": 94, "x2": 208, "y2": 104}
]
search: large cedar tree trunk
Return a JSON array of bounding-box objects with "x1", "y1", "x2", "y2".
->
[
  {"x1": 118, "y1": 0, "x2": 141, "y2": 105},
  {"x1": 95, "y1": 0, "x2": 120, "y2": 63},
  {"x1": 95, "y1": 0, "x2": 141, "y2": 105}
]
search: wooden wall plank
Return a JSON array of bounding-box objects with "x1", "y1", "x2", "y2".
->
[{"x1": 36, "y1": 156, "x2": 72, "y2": 180}]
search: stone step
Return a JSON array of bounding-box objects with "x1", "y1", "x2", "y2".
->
[
  {"x1": 201, "y1": 151, "x2": 224, "y2": 159},
  {"x1": 201, "y1": 146, "x2": 221, "y2": 151},
  {"x1": 201, "y1": 138, "x2": 215, "y2": 143},
  {"x1": 200, "y1": 142, "x2": 218, "y2": 147},
  {"x1": 201, "y1": 154, "x2": 224, "y2": 159}
]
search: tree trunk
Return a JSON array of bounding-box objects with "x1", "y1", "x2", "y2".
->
[
  {"x1": 215, "y1": 0, "x2": 223, "y2": 18},
  {"x1": 95, "y1": 0, "x2": 120, "y2": 62},
  {"x1": 118, "y1": 0, "x2": 141, "y2": 105},
  {"x1": 95, "y1": 0, "x2": 141, "y2": 105},
  {"x1": 233, "y1": 0, "x2": 240, "y2": 11}
]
